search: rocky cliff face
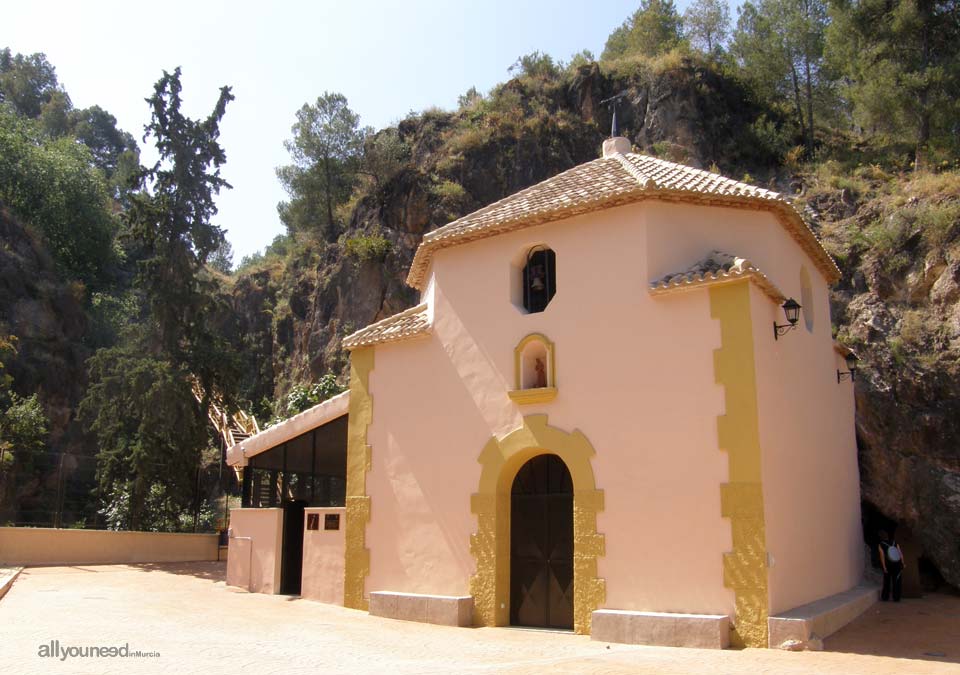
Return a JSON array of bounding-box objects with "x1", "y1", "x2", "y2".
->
[
  {"x1": 0, "y1": 208, "x2": 89, "y2": 451},
  {"x1": 813, "y1": 170, "x2": 960, "y2": 588}
]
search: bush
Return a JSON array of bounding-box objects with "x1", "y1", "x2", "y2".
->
[
  {"x1": 284, "y1": 374, "x2": 346, "y2": 417},
  {"x1": 344, "y1": 231, "x2": 391, "y2": 262}
]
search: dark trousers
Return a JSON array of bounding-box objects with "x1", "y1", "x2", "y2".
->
[{"x1": 882, "y1": 563, "x2": 903, "y2": 601}]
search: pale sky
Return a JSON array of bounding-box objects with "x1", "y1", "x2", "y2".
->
[{"x1": 4, "y1": 0, "x2": 701, "y2": 263}]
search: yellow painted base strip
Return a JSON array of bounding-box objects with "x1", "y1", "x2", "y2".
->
[{"x1": 710, "y1": 282, "x2": 769, "y2": 648}]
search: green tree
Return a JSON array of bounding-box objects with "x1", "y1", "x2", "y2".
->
[
  {"x1": 0, "y1": 48, "x2": 64, "y2": 118},
  {"x1": 0, "y1": 108, "x2": 117, "y2": 286},
  {"x1": 602, "y1": 0, "x2": 685, "y2": 60},
  {"x1": 0, "y1": 393, "x2": 49, "y2": 464},
  {"x1": 68, "y1": 105, "x2": 139, "y2": 181},
  {"x1": 457, "y1": 86, "x2": 483, "y2": 109},
  {"x1": 359, "y1": 127, "x2": 410, "y2": 186},
  {"x1": 684, "y1": 0, "x2": 732, "y2": 54},
  {"x1": 277, "y1": 92, "x2": 364, "y2": 241},
  {"x1": 208, "y1": 238, "x2": 234, "y2": 274},
  {"x1": 827, "y1": 0, "x2": 960, "y2": 165},
  {"x1": 81, "y1": 69, "x2": 239, "y2": 530},
  {"x1": 566, "y1": 49, "x2": 597, "y2": 71},
  {"x1": 0, "y1": 337, "x2": 49, "y2": 523},
  {"x1": 508, "y1": 51, "x2": 561, "y2": 79},
  {"x1": 731, "y1": 0, "x2": 828, "y2": 151},
  {"x1": 79, "y1": 344, "x2": 206, "y2": 530},
  {"x1": 124, "y1": 67, "x2": 234, "y2": 365}
]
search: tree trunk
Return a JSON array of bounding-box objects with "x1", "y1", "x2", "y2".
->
[
  {"x1": 803, "y1": 42, "x2": 815, "y2": 152},
  {"x1": 323, "y1": 154, "x2": 336, "y2": 241},
  {"x1": 790, "y1": 64, "x2": 807, "y2": 147},
  {"x1": 914, "y1": 1, "x2": 932, "y2": 170},
  {"x1": 916, "y1": 92, "x2": 930, "y2": 170}
]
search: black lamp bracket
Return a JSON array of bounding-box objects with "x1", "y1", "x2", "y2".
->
[
  {"x1": 837, "y1": 369, "x2": 856, "y2": 383},
  {"x1": 773, "y1": 322, "x2": 797, "y2": 340}
]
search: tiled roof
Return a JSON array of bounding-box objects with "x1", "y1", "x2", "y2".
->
[
  {"x1": 342, "y1": 303, "x2": 431, "y2": 350},
  {"x1": 406, "y1": 149, "x2": 840, "y2": 289},
  {"x1": 649, "y1": 251, "x2": 786, "y2": 303}
]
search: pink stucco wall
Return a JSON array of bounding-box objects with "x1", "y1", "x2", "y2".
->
[
  {"x1": 645, "y1": 200, "x2": 863, "y2": 612},
  {"x1": 363, "y1": 199, "x2": 859, "y2": 618},
  {"x1": 750, "y1": 283, "x2": 863, "y2": 615},
  {"x1": 226, "y1": 508, "x2": 283, "y2": 594},
  {"x1": 301, "y1": 507, "x2": 345, "y2": 605}
]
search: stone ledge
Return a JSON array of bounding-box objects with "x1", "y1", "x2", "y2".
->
[
  {"x1": 768, "y1": 584, "x2": 879, "y2": 649},
  {"x1": 0, "y1": 566, "x2": 23, "y2": 602},
  {"x1": 369, "y1": 591, "x2": 473, "y2": 627},
  {"x1": 591, "y1": 609, "x2": 730, "y2": 649}
]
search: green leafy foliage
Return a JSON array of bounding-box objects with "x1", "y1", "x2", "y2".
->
[
  {"x1": 283, "y1": 374, "x2": 346, "y2": 418},
  {"x1": 826, "y1": 0, "x2": 960, "y2": 165},
  {"x1": 0, "y1": 48, "x2": 63, "y2": 118},
  {"x1": 602, "y1": 0, "x2": 685, "y2": 60},
  {"x1": 79, "y1": 69, "x2": 240, "y2": 531},
  {"x1": 0, "y1": 107, "x2": 117, "y2": 286},
  {"x1": 124, "y1": 68, "x2": 236, "y2": 370},
  {"x1": 277, "y1": 92, "x2": 364, "y2": 241},
  {"x1": 360, "y1": 127, "x2": 410, "y2": 186},
  {"x1": 344, "y1": 231, "x2": 392, "y2": 262},
  {"x1": 730, "y1": 0, "x2": 827, "y2": 152},
  {"x1": 79, "y1": 345, "x2": 207, "y2": 530},
  {"x1": 0, "y1": 393, "x2": 48, "y2": 462},
  {"x1": 509, "y1": 51, "x2": 562, "y2": 79},
  {"x1": 684, "y1": 0, "x2": 731, "y2": 54}
]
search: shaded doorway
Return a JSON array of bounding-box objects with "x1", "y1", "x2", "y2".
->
[
  {"x1": 510, "y1": 454, "x2": 574, "y2": 628},
  {"x1": 279, "y1": 500, "x2": 306, "y2": 595}
]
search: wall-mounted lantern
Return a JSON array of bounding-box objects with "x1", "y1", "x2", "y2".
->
[
  {"x1": 837, "y1": 353, "x2": 859, "y2": 383},
  {"x1": 773, "y1": 298, "x2": 802, "y2": 340}
]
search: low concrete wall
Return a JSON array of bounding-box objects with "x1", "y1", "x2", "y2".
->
[
  {"x1": 0, "y1": 527, "x2": 218, "y2": 566},
  {"x1": 301, "y1": 507, "x2": 345, "y2": 605},
  {"x1": 369, "y1": 591, "x2": 473, "y2": 627},
  {"x1": 591, "y1": 610, "x2": 730, "y2": 649},
  {"x1": 226, "y1": 508, "x2": 283, "y2": 594},
  {"x1": 768, "y1": 584, "x2": 879, "y2": 648}
]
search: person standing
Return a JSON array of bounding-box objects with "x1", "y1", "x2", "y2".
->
[{"x1": 878, "y1": 529, "x2": 904, "y2": 602}]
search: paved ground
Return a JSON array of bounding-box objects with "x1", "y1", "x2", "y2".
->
[{"x1": 0, "y1": 562, "x2": 957, "y2": 675}]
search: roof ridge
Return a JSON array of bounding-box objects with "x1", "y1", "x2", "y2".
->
[
  {"x1": 423, "y1": 157, "x2": 622, "y2": 245},
  {"x1": 610, "y1": 152, "x2": 656, "y2": 189}
]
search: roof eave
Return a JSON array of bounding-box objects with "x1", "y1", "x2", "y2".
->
[{"x1": 406, "y1": 191, "x2": 841, "y2": 290}]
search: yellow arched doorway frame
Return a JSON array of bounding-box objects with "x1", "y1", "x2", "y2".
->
[{"x1": 468, "y1": 414, "x2": 605, "y2": 634}]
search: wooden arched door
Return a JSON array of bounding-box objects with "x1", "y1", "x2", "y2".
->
[{"x1": 510, "y1": 454, "x2": 574, "y2": 628}]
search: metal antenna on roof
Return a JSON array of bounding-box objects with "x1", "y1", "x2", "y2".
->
[{"x1": 600, "y1": 91, "x2": 629, "y2": 137}]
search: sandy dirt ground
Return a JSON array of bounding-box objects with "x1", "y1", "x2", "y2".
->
[{"x1": 0, "y1": 562, "x2": 957, "y2": 675}]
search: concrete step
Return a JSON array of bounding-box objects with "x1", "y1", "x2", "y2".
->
[{"x1": 768, "y1": 584, "x2": 879, "y2": 649}]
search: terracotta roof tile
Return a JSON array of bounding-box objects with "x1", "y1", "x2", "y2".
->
[
  {"x1": 649, "y1": 251, "x2": 786, "y2": 303},
  {"x1": 406, "y1": 149, "x2": 840, "y2": 289},
  {"x1": 342, "y1": 303, "x2": 431, "y2": 350}
]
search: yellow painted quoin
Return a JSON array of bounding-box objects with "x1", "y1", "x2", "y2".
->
[
  {"x1": 343, "y1": 347, "x2": 374, "y2": 610},
  {"x1": 709, "y1": 281, "x2": 769, "y2": 648},
  {"x1": 469, "y1": 414, "x2": 605, "y2": 634}
]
